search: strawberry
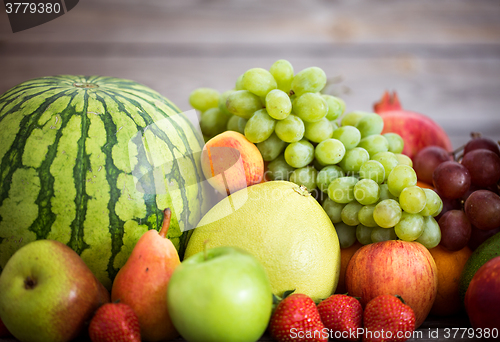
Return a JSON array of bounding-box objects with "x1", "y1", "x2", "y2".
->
[
  {"x1": 88, "y1": 302, "x2": 141, "y2": 342},
  {"x1": 317, "y1": 294, "x2": 362, "y2": 341},
  {"x1": 269, "y1": 293, "x2": 327, "y2": 342},
  {"x1": 362, "y1": 295, "x2": 416, "y2": 342}
]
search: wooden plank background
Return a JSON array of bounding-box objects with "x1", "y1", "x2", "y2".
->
[{"x1": 0, "y1": 1, "x2": 499, "y2": 341}]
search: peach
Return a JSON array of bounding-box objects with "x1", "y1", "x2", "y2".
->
[{"x1": 201, "y1": 131, "x2": 264, "y2": 195}]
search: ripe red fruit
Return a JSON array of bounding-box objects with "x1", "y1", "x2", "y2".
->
[
  {"x1": 464, "y1": 190, "x2": 500, "y2": 230},
  {"x1": 363, "y1": 295, "x2": 416, "y2": 342},
  {"x1": 317, "y1": 294, "x2": 362, "y2": 342},
  {"x1": 463, "y1": 136, "x2": 500, "y2": 157},
  {"x1": 437, "y1": 210, "x2": 471, "y2": 251},
  {"x1": 461, "y1": 149, "x2": 500, "y2": 187},
  {"x1": 432, "y1": 161, "x2": 471, "y2": 200},
  {"x1": 464, "y1": 256, "x2": 500, "y2": 329},
  {"x1": 413, "y1": 146, "x2": 452, "y2": 185},
  {"x1": 269, "y1": 293, "x2": 327, "y2": 342},
  {"x1": 89, "y1": 303, "x2": 141, "y2": 342},
  {"x1": 373, "y1": 91, "x2": 453, "y2": 160}
]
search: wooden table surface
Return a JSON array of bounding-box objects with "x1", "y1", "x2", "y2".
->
[{"x1": 0, "y1": 0, "x2": 499, "y2": 341}]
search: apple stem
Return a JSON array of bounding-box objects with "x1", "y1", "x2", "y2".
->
[{"x1": 159, "y1": 208, "x2": 172, "y2": 238}]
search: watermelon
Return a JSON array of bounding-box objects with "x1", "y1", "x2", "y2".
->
[{"x1": 0, "y1": 75, "x2": 211, "y2": 289}]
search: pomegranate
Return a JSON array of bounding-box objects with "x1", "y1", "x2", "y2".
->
[{"x1": 374, "y1": 91, "x2": 453, "y2": 160}]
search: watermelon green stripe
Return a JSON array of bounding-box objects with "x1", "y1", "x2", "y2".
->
[{"x1": 0, "y1": 76, "x2": 211, "y2": 289}]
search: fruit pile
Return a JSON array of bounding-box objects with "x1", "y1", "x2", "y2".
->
[
  {"x1": 413, "y1": 135, "x2": 500, "y2": 252},
  {"x1": 190, "y1": 60, "x2": 444, "y2": 250}
]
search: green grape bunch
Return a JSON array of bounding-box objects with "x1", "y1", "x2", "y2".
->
[{"x1": 188, "y1": 59, "x2": 444, "y2": 249}]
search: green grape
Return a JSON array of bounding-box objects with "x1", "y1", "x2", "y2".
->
[
  {"x1": 293, "y1": 93, "x2": 328, "y2": 123},
  {"x1": 244, "y1": 109, "x2": 276, "y2": 143},
  {"x1": 335, "y1": 222, "x2": 357, "y2": 248},
  {"x1": 330, "y1": 120, "x2": 339, "y2": 131},
  {"x1": 226, "y1": 90, "x2": 263, "y2": 119},
  {"x1": 235, "y1": 74, "x2": 245, "y2": 90},
  {"x1": 322, "y1": 198, "x2": 346, "y2": 224},
  {"x1": 266, "y1": 154, "x2": 295, "y2": 181},
  {"x1": 290, "y1": 66, "x2": 327, "y2": 96},
  {"x1": 373, "y1": 199, "x2": 402, "y2": 228},
  {"x1": 242, "y1": 68, "x2": 277, "y2": 97},
  {"x1": 354, "y1": 179, "x2": 380, "y2": 205},
  {"x1": 359, "y1": 160, "x2": 385, "y2": 184},
  {"x1": 199, "y1": 107, "x2": 230, "y2": 137},
  {"x1": 226, "y1": 114, "x2": 240, "y2": 132},
  {"x1": 387, "y1": 164, "x2": 417, "y2": 197},
  {"x1": 304, "y1": 118, "x2": 334, "y2": 143},
  {"x1": 341, "y1": 201, "x2": 363, "y2": 226},
  {"x1": 416, "y1": 216, "x2": 441, "y2": 248},
  {"x1": 357, "y1": 135, "x2": 389, "y2": 158},
  {"x1": 394, "y1": 212, "x2": 425, "y2": 241},
  {"x1": 218, "y1": 90, "x2": 235, "y2": 115},
  {"x1": 355, "y1": 113, "x2": 384, "y2": 138},
  {"x1": 322, "y1": 95, "x2": 345, "y2": 121},
  {"x1": 371, "y1": 227, "x2": 397, "y2": 243},
  {"x1": 331, "y1": 126, "x2": 361, "y2": 150},
  {"x1": 371, "y1": 152, "x2": 400, "y2": 182},
  {"x1": 256, "y1": 133, "x2": 287, "y2": 161},
  {"x1": 433, "y1": 200, "x2": 443, "y2": 218},
  {"x1": 356, "y1": 224, "x2": 374, "y2": 245},
  {"x1": 419, "y1": 189, "x2": 443, "y2": 217},
  {"x1": 316, "y1": 165, "x2": 344, "y2": 193},
  {"x1": 419, "y1": 188, "x2": 443, "y2": 216},
  {"x1": 265, "y1": 89, "x2": 292, "y2": 120},
  {"x1": 399, "y1": 186, "x2": 427, "y2": 214},
  {"x1": 269, "y1": 59, "x2": 294, "y2": 93},
  {"x1": 340, "y1": 111, "x2": 369, "y2": 127},
  {"x1": 328, "y1": 177, "x2": 358, "y2": 204},
  {"x1": 384, "y1": 133, "x2": 404, "y2": 154},
  {"x1": 290, "y1": 166, "x2": 318, "y2": 190},
  {"x1": 189, "y1": 87, "x2": 220, "y2": 112},
  {"x1": 379, "y1": 184, "x2": 397, "y2": 201},
  {"x1": 358, "y1": 204, "x2": 378, "y2": 227},
  {"x1": 339, "y1": 147, "x2": 370, "y2": 173},
  {"x1": 284, "y1": 140, "x2": 315, "y2": 168},
  {"x1": 315, "y1": 139, "x2": 346, "y2": 166},
  {"x1": 275, "y1": 114, "x2": 305, "y2": 143},
  {"x1": 395, "y1": 154, "x2": 413, "y2": 167},
  {"x1": 237, "y1": 117, "x2": 248, "y2": 134}
]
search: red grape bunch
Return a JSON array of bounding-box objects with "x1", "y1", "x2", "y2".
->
[{"x1": 413, "y1": 134, "x2": 500, "y2": 251}]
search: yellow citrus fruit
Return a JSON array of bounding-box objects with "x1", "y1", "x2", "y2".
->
[
  {"x1": 185, "y1": 181, "x2": 341, "y2": 302},
  {"x1": 429, "y1": 245, "x2": 472, "y2": 316}
]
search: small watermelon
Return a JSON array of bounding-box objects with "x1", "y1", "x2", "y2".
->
[{"x1": 0, "y1": 75, "x2": 212, "y2": 289}]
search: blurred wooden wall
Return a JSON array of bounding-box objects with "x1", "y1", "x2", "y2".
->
[{"x1": 1, "y1": 0, "x2": 500, "y2": 148}]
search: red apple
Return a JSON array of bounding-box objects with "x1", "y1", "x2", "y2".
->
[
  {"x1": 345, "y1": 240, "x2": 438, "y2": 328},
  {"x1": 374, "y1": 91, "x2": 453, "y2": 160},
  {"x1": 464, "y1": 255, "x2": 500, "y2": 329}
]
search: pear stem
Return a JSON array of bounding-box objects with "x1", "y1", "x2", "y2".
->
[{"x1": 159, "y1": 208, "x2": 172, "y2": 238}]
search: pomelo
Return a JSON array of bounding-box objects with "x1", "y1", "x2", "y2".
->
[{"x1": 184, "y1": 181, "x2": 340, "y2": 302}]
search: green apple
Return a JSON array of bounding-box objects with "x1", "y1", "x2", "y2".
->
[
  {"x1": 0, "y1": 240, "x2": 110, "y2": 342},
  {"x1": 167, "y1": 246, "x2": 273, "y2": 342}
]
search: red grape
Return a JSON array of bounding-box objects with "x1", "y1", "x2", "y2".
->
[
  {"x1": 464, "y1": 136, "x2": 500, "y2": 157},
  {"x1": 461, "y1": 149, "x2": 500, "y2": 187},
  {"x1": 413, "y1": 146, "x2": 452, "y2": 184},
  {"x1": 438, "y1": 210, "x2": 471, "y2": 251},
  {"x1": 435, "y1": 195, "x2": 462, "y2": 221},
  {"x1": 464, "y1": 190, "x2": 500, "y2": 230},
  {"x1": 468, "y1": 225, "x2": 500, "y2": 251},
  {"x1": 432, "y1": 161, "x2": 471, "y2": 199}
]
